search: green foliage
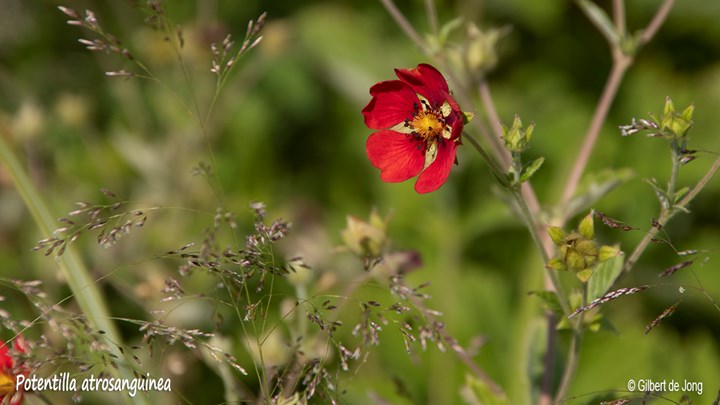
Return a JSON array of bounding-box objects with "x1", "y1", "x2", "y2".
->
[{"x1": 1, "y1": 1, "x2": 720, "y2": 404}]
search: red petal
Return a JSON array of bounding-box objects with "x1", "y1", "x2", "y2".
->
[
  {"x1": 414, "y1": 140, "x2": 458, "y2": 193},
  {"x1": 362, "y1": 80, "x2": 418, "y2": 130},
  {"x1": 366, "y1": 131, "x2": 424, "y2": 183},
  {"x1": 395, "y1": 64, "x2": 449, "y2": 107}
]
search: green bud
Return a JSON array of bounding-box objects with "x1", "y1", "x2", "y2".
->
[
  {"x1": 562, "y1": 238, "x2": 598, "y2": 272},
  {"x1": 501, "y1": 115, "x2": 535, "y2": 153},
  {"x1": 566, "y1": 250, "x2": 586, "y2": 272},
  {"x1": 662, "y1": 96, "x2": 675, "y2": 117},
  {"x1": 341, "y1": 211, "x2": 387, "y2": 257},
  {"x1": 547, "y1": 226, "x2": 566, "y2": 245},
  {"x1": 465, "y1": 23, "x2": 505, "y2": 74},
  {"x1": 660, "y1": 97, "x2": 694, "y2": 139},
  {"x1": 575, "y1": 239, "x2": 598, "y2": 264},
  {"x1": 578, "y1": 213, "x2": 594, "y2": 239}
]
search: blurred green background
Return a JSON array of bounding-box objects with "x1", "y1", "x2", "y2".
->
[{"x1": 1, "y1": 0, "x2": 720, "y2": 404}]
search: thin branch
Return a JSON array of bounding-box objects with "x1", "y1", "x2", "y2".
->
[
  {"x1": 677, "y1": 155, "x2": 720, "y2": 207},
  {"x1": 559, "y1": 0, "x2": 676, "y2": 214},
  {"x1": 379, "y1": 0, "x2": 428, "y2": 52},
  {"x1": 424, "y1": 0, "x2": 439, "y2": 36},
  {"x1": 559, "y1": 54, "x2": 631, "y2": 210},
  {"x1": 612, "y1": 0, "x2": 626, "y2": 37},
  {"x1": 638, "y1": 0, "x2": 675, "y2": 46},
  {"x1": 478, "y1": 80, "x2": 513, "y2": 167}
]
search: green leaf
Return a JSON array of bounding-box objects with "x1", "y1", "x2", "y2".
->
[
  {"x1": 565, "y1": 168, "x2": 634, "y2": 220},
  {"x1": 644, "y1": 177, "x2": 670, "y2": 209},
  {"x1": 529, "y1": 290, "x2": 563, "y2": 315},
  {"x1": 460, "y1": 374, "x2": 509, "y2": 405},
  {"x1": 438, "y1": 17, "x2": 464, "y2": 45},
  {"x1": 576, "y1": 0, "x2": 620, "y2": 47},
  {"x1": 673, "y1": 186, "x2": 690, "y2": 204},
  {"x1": 587, "y1": 313, "x2": 617, "y2": 333},
  {"x1": 587, "y1": 252, "x2": 625, "y2": 301},
  {"x1": 519, "y1": 157, "x2": 545, "y2": 183}
]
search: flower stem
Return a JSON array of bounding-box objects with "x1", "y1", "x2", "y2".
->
[
  {"x1": 667, "y1": 139, "x2": 681, "y2": 201},
  {"x1": 463, "y1": 131, "x2": 509, "y2": 188},
  {"x1": 465, "y1": 132, "x2": 573, "y2": 317},
  {"x1": 0, "y1": 128, "x2": 146, "y2": 405}
]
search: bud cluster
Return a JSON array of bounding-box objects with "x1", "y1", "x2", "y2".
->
[{"x1": 546, "y1": 213, "x2": 620, "y2": 282}]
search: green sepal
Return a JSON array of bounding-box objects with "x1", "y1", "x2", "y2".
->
[
  {"x1": 518, "y1": 156, "x2": 544, "y2": 184},
  {"x1": 578, "y1": 212, "x2": 594, "y2": 239},
  {"x1": 547, "y1": 226, "x2": 566, "y2": 245},
  {"x1": 546, "y1": 257, "x2": 567, "y2": 271},
  {"x1": 462, "y1": 111, "x2": 475, "y2": 125},
  {"x1": 576, "y1": 268, "x2": 594, "y2": 283},
  {"x1": 598, "y1": 245, "x2": 620, "y2": 262}
]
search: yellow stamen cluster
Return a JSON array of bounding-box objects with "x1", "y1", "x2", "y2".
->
[{"x1": 410, "y1": 111, "x2": 444, "y2": 141}]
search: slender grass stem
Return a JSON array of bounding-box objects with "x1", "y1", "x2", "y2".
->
[{"x1": 0, "y1": 128, "x2": 146, "y2": 405}]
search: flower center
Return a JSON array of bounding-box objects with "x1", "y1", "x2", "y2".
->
[
  {"x1": 0, "y1": 372, "x2": 15, "y2": 395},
  {"x1": 410, "y1": 110, "x2": 445, "y2": 141}
]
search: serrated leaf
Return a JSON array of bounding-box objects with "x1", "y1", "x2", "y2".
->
[
  {"x1": 587, "y1": 252, "x2": 625, "y2": 301},
  {"x1": 529, "y1": 291, "x2": 563, "y2": 315},
  {"x1": 576, "y1": 0, "x2": 620, "y2": 46},
  {"x1": 519, "y1": 157, "x2": 545, "y2": 183}
]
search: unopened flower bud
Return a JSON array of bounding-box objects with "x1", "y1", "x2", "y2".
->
[
  {"x1": 341, "y1": 211, "x2": 387, "y2": 258},
  {"x1": 501, "y1": 115, "x2": 535, "y2": 153},
  {"x1": 660, "y1": 97, "x2": 694, "y2": 139}
]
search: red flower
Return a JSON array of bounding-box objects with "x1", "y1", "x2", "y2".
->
[
  {"x1": 362, "y1": 64, "x2": 464, "y2": 193},
  {"x1": 0, "y1": 336, "x2": 28, "y2": 405}
]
